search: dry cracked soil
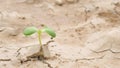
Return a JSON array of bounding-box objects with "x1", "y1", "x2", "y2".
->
[{"x1": 0, "y1": 0, "x2": 120, "y2": 68}]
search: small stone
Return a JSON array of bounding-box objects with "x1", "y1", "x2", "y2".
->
[
  {"x1": 55, "y1": 0, "x2": 64, "y2": 6},
  {"x1": 0, "y1": 27, "x2": 5, "y2": 32}
]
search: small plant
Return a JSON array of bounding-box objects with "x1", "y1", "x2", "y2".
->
[{"x1": 23, "y1": 26, "x2": 56, "y2": 58}]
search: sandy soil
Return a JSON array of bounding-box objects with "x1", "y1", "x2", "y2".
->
[{"x1": 0, "y1": 0, "x2": 120, "y2": 68}]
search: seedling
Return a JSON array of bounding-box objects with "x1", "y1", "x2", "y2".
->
[{"x1": 23, "y1": 26, "x2": 56, "y2": 58}]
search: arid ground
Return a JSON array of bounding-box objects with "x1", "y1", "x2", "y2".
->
[{"x1": 0, "y1": 0, "x2": 120, "y2": 68}]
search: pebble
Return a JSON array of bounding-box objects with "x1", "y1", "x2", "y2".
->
[
  {"x1": 0, "y1": 27, "x2": 5, "y2": 32},
  {"x1": 55, "y1": 0, "x2": 64, "y2": 6}
]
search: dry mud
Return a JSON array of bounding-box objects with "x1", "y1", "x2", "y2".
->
[{"x1": 0, "y1": 0, "x2": 120, "y2": 68}]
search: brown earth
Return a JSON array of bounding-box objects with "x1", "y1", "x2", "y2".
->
[{"x1": 0, "y1": 0, "x2": 120, "y2": 68}]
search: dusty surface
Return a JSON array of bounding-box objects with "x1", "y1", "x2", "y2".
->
[{"x1": 0, "y1": 0, "x2": 120, "y2": 68}]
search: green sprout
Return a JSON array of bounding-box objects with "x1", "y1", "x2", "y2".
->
[{"x1": 23, "y1": 26, "x2": 56, "y2": 48}]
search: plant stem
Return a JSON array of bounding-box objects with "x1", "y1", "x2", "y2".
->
[
  {"x1": 38, "y1": 30, "x2": 44, "y2": 56},
  {"x1": 38, "y1": 30, "x2": 42, "y2": 47}
]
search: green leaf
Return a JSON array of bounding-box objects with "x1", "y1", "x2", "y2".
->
[
  {"x1": 23, "y1": 27, "x2": 38, "y2": 36},
  {"x1": 42, "y1": 27, "x2": 56, "y2": 38}
]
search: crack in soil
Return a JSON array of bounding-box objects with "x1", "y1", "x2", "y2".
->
[
  {"x1": 41, "y1": 60, "x2": 53, "y2": 68},
  {"x1": 54, "y1": 55, "x2": 105, "y2": 63},
  {"x1": 89, "y1": 44, "x2": 120, "y2": 54},
  {"x1": 75, "y1": 55, "x2": 105, "y2": 61},
  {"x1": 91, "y1": 49, "x2": 120, "y2": 54},
  {"x1": 19, "y1": 57, "x2": 53, "y2": 68},
  {"x1": 0, "y1": 58, "x2": 11, "y2": 61}
]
